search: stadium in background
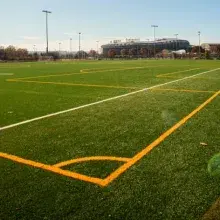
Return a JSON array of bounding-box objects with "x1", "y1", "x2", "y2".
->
[{"x1": 101, "y1": 38, "x2": 190, "y2": 57}]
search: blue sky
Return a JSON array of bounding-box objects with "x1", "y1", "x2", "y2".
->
[{"x1": 0, "y1": 0, "x2": 220, "y2": 51}]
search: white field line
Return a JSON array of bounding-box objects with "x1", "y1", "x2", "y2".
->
[{"x1": 1, "y1": 68, "x2": 219, "y2": 131}]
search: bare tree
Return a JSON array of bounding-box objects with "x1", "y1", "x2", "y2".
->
[
  {"x1": 0, "y1": 46, "x2": 5, "y2": 60},
  {"x1": 216, "y1": 45, "x2": 220, "y2": 58},
  {"x1": 140, "y1": 48, "x2": 147, "y2": 57},
  {"x1": 16, "y1": 48, "x2": 28, "y2": 60},
  {"x1": 108, "y1": 49, "x2": 116, "y2": 58},
  {"x1": 128, "y1": 48, "x2": 136, "y2": 57},
  {"x1": 120, "y1": 49, "x2": 128, "y2": 57},
  {"x1": 88, "y1": 50, "x2": 97, "y2": 58},
  {"x1": 5, "y1": 46, "x2": 16, "y2": 60}
]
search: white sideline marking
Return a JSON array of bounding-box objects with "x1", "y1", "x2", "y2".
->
[{"x1": 1, "y1": 68, "x2": 219, "y2": 131}]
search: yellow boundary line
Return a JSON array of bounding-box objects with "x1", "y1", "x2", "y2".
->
[
  {"x1": 8, "y1": 66, "x2": 159, "y2": 81},
  {"x1": 101, "y1": 90, "x2": 220, "y2": 186},
  {"x1": 157, "y1": 68, "x2": 200, "y2": 77},
  {"x1": 156, "y1": 76, "x2": 220, "y2": 80},
  {"x1": 53, "y1": 156, "x2": 131, "y2": 168},
  {"x1": 80, "y1": 66, "x2": 152, "y2": 73},
  {"x1": 0, "y1": 152, "x2": 105, "y2": 186},
  {"x1": 6, "y1": 67, "x2": 142, "y2": 80},
  {"x1": 7, "y1": 79, "x2": 137, "y2": 90},
  {"x1": 8, "y1": 73, "x2": 82, "y2": 80},
  {"x1": 156, "y1": 68, "x2": 220, "y2": 80},
  {"x1": 0, "y1": 65, "x2": 30, "y2": 68},
  {"x1": 202, "y1": 197, "x2": 220, "y2": 220},
  {"x1": 0, "y1": 91, "x2": 219, "y2": 186},
  {"x1": 149, "y1": 88, "x2": 216, "y2": 94}
]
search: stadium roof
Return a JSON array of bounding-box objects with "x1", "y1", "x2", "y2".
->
[{"x1": 103, "y1": 38, "x2": 189, "y2": 47}]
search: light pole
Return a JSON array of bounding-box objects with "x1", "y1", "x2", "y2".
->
[
  {"x1": 96, "y1": 41, "x2": 99, "y2": 54},
  {"x1": 70, "y1": 38, "x2": 72, "y2": 52},
  {"x1": 198, "y1": 31, "x2": 201, "y2": 58},
  {"x1": 96, "y1": 41, "x2": 99, "y2": 59},
  {"x1": 59, "y1": 42, "x2": 61, "y2": 54},
  {"x1": 151, "y1": 25, "x2": 158, "y2": 58},
  {"x1": 42, "y1": 10, "x2": 52, "y2": 54},
  {"x1": 79, "y1": 32, "x2": 81, "y2": 59},
  {"x1": 174, "y1": 34, "x2": 178, "y2": 51},
  {"x1": 70, "y1": 38, "x2": 72, "y2": 58}
]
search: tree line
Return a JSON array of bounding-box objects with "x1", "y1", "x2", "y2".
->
[
  {"x1": 0, "y1": 45, "x2": 39, "y2": 61},
  {"x1": 0, "y1": 45, "x2": 96, "y2": 61}
]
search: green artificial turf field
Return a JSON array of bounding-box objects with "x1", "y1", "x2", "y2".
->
[{"x1": 0, "y1": 59, "x2": 219, "y2": 219}]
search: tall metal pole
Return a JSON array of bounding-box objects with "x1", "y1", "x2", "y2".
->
[
  {"x1": 42, "y1": 10, "x2": 52, "y2": 54},
  {"x1": 174, "y1": 34, "x2": 178, "y2": 51},
  {"x1": 96, "y1": 41, "x2": 99, "y2": 54},
  {"x1": 151, "y1": 25, "x2": 158, "y2": 58},
  {"x1": 70, "y1": 38, "x2": 72, "y2": 53},
  {"x1": 59, "y1": 42, "x2": 61, "y2": 54},
  {"x1": 198, "y1": 31, "x2": 201, "y2": 58},
  {"x1": 79, "y1": 32, "x2": 81, "y2": 59},
  {"x1": 96, "y1": 41, "x2": 99, "y2": 59},
  {"x1": 69, "y1": 38, "x2": 72, "y2": 59}
]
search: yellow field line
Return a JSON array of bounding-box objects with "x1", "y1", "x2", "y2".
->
[
  {"x1": 202, "y1": 197, "x2": 220, "y2": 220},
  {"x1": 80, "y1": 66, "x2": 150, "y2": 73},
  {"x1": 102, "y1": 90, "x2": 220, "y2": 186},
  {"x1": 150, "y1": 88, "x2": 216, "y2": 94},
  {"x1": 7, "y1": 67, "x2": 145, "y2": 80},
  {"x1": 7, "y1": 65, "x2": 161, "y2": 81},
  {"x1": 8, "y1": 79, "x2": 137, "y2": 90},
  {"x1": 0, "y1": 65, "x2": 30, "y2": 68},
  {"x1": 157, "y1": 68, "x2": 200, "y2": 77},
  {"x1": 8, "y1": 72, "x2": 81, "y2": 80},
  {"x1": 1, "y1": 91, "x2": 219, "y2": 187},
  {"x1": 193, "y1": 77, "x2": 220, "y2": 80},
  {"x1": 157, "y1": 76, "x2": 182, "y2": 79},
  {"x1": 53, "y1": 156, "x2": 131, "y2": 168},
  {"x1": 0, "y1": 152, "x2": 105, "y2": 186},
  {"x1": 156, "y1": 76, "x2": 220, "y2": 80}
]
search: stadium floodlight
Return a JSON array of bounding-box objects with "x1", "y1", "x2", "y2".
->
[
  {"x1": 174, "y1": 34, "x2": 179, "y2": 51},
  {"x1": 59, "y1": 42, "x2": 61, "y2": 53},
  {"x1": 96, "y1": 41, "x2": 99, "y2": 55},
  {"x1": 79, "y1": 32, "x2": 81, "y2": 59},
  {"x1": 151, "y1": 25, "x2": 158, "y2": 58},
  {"x1": 70, "y1": 38, "x2": 72, "y2": 53},
  {"x1": 42, "y1": 10, "x2": 52, "y2": 54},
  {"x1": 33, "y1": 45, "x2": 36, "y2": 53},
  {"x1": 198, "y1": 31, "x2": 201, "y2": 58}
]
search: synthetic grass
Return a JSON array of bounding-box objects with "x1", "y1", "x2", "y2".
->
[{"x1": 0, "y1": 59, "x2": 220, "y2": 219}]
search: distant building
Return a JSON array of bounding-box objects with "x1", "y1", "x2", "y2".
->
[
  {"x1": 101, "y1": 38, "x2": 190, "y2": 57},
  {"x1": 201, "y1": 43, "x2": 220, "y2": 53}
]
